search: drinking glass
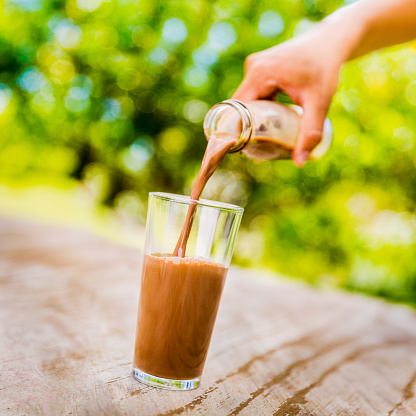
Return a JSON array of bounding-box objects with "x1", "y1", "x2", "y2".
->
[{"x1": 132, "y1": 192, "x2": 243, "y2": 390}]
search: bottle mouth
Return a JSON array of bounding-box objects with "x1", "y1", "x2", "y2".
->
[{"x1": 203, "y1": 99, "x2": 253, "y2": 153}]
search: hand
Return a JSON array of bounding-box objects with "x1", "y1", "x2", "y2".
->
[{"x1": 232, "y1": 30, "x2": 344, "y2": 166}]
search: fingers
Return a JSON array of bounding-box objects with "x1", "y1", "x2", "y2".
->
[
  {"x1": 232, "y1": 74, "x2": 281, "y2": 102},
  {"x1": 232, "y1": 53, "x2": 280, "y2": 102},
  {"x1": 293, "y1": 100, "x2": 328, "y2": 167},
  {"x1": 232, "y1": 79, "x2": 259, "y2": 102}
]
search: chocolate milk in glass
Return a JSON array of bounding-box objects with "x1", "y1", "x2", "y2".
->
[
  {"x1": 133, "y1": 134, "x2": 237, "y2": 383},
  {"x1": 134, "y1": 254, "x2": 227, "y2": 380}
]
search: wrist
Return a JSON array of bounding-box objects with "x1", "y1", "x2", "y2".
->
[{"x1": 312, "y1": 4, "x2": 370, "y2": 63}]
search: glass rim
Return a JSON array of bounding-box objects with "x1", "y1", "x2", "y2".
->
[{"x1": 149, "y1": 192, "x2": 244, "y2": 213}]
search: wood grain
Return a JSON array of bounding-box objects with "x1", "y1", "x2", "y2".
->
[{"x1": 1, "y1": 217, "x2": 416, "y2": 416}]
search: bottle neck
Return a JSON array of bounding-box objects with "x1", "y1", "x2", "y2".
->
[{"x1": 203, "y1": 99, "x2": 253, "y2": 153}]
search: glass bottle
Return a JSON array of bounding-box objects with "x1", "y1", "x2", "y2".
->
[{"x1": 203, "y1": 99, "x2": 333, "y2": 160}]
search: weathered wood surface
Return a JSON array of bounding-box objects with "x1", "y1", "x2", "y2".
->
[{"x1": 1, "y1": 217, "x2": 416, "y2": 416}]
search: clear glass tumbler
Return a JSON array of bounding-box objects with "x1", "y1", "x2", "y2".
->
[{"x1": 132, "y1": 192, "x2": 243, "y2": 390}]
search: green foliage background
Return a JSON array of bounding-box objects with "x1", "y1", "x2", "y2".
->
[{"x1": 1, "y1": 0, "x2": 416, "y2": 304}]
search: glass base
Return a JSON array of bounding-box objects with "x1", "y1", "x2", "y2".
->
[{"x1": 132, "y1": 365, "x2": 201, "y2": 390}]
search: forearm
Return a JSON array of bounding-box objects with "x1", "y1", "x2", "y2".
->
[{"x1": 313, "y1": 0, "x2": 416, "y2": 63}]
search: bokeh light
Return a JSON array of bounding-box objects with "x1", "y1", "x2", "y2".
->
[
  {"x1": 122, "y1": 137, "x2": 155, "y2": 172},
  {"x1": 54, "y1": 20, "x2": 82, "y2": 49},
  {"x1": 183, "y1": 100, "x2": 208, "y2": 123},
  {"x1": 162, "y1": 18, "x2": 188, "y2": 45},
  {"x1": 258, "y1": 11, "x2": 285, "y2": 38},
  {"x1": 208, "y1": 22, "x2": 237, "y2": 52},
  {"x1": 0, "y1": 84, "x2": 12, "y2": 115}
]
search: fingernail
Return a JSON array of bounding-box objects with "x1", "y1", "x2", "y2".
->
[{"x1": 296, "y1": 151, "x2": 310, "y2": 167}]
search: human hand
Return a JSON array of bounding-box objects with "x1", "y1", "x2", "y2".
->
[{"x1": 232, "y1": 30, "x2": 344, "y2": 166}]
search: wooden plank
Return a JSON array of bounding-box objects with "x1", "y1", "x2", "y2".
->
[{"x1": 1, "y1": 217, "x2": 416, "y2": 415}]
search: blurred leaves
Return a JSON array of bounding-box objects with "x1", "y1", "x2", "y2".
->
[{"x1": 1, "y1": 0, "x2": 416, "y2": 304}]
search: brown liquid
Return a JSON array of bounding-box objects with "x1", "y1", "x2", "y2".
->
[
  {"x1": 173, "y1": 134, "x2": 237, "y2": 257},
  {"x1": 242, "y1": 136, "x2": 293, "y2": 160},
  {"x1": 133, "y1": 254, "x2": 228, "y2": 380}
]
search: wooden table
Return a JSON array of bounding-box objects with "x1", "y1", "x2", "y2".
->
[{"x1": 1, "y1": 218, "x2": 416, "y2": 416}]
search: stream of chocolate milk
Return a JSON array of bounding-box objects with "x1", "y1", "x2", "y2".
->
[
  {"x1": 172, "y1": 132, "x2": 291, "y2": 257},
  {"x1": 172, "y1": 134, "x2": 237, "y2": 257},
  {"x1": 172, "y1": 134, "x2": 292, "y2": 260}
]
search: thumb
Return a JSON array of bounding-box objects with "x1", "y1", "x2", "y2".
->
[{"x1": 293, "y1": 101, "x2": 328, "y2": 167}]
